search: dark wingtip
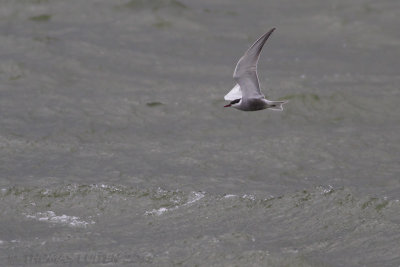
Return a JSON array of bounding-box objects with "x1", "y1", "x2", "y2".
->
[{"x1": 259, "y1": 27, "x2": 276, "y2": 43}]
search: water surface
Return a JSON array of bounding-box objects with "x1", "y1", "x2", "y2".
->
[{"x1": 1, "y1": 0, "x2": 400, "y2": 266}]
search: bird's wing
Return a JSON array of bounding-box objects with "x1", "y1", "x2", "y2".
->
[
  {"x1": 233, "y1": 28, "x2": 275, "y2": 99},
  {"x1": 224, "y1": 84, "x2": 242, "y2": 101}
]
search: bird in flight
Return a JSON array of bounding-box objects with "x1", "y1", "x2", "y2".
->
[{"x1": 224, "y1": 28, "x2": 287, "y2": 111}]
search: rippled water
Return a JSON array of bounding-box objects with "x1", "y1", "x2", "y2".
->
[
  {"x1": 1, "y1": 0, "x2": 400, "y2": 266},
  {"x1": 2, "y1": 184, "x2": 400, "y2": 266}
]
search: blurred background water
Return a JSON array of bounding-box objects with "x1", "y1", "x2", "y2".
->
[{"x1": 1, "y1": 0, "x2": 400, "y2": 266}]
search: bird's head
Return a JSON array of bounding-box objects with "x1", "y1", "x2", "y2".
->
[{"x1": 224, "y1": 98, "x2": 241, "y2": 108}]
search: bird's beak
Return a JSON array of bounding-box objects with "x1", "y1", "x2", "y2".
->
[{"x1": 224, "y1": 104, "x2": 231, "y2": 107}]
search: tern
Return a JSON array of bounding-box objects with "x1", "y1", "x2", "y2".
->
[{"x1": 224, "y1": 28, "x2": 287, "y2": 111}]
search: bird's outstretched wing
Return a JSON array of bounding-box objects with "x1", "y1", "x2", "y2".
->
[{"x1": 233, "y1": 28, "x2": 275, "y2": 99}]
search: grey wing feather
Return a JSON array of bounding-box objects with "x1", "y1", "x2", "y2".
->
[{"x1": 233, "y1": 28, "x2": 275, "y2": 99}]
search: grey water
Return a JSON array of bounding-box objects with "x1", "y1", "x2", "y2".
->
[{"x1": 1, "y1": 0, "x2": 400, "y2": 266}]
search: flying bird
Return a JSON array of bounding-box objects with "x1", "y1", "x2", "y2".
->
[{"x1": 224, "y1": 28, "x2": 287, "y2": 111}]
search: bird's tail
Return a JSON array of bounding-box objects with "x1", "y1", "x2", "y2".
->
[{"x1": 267, "y1": 100, "x2": 288, "y2": 111}]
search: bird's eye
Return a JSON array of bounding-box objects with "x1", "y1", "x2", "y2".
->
[{"x1": 231, "y1": 99, "x2": 241, "y2": 104}]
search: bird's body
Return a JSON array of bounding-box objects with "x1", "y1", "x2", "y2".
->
[
  {"x1": 234, "y1": 98, "x2": 282, "y2": 111},
  {"x1": 224, "y1": 28, "x2": 287, "y2": 111}
]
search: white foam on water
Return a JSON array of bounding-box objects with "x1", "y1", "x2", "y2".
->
[
  {"x1": 242, "y1": 194, "x2": 256, "y2": 201},
  {"x1": 24, "y1": 211, "x2": 95, "y2": 228},
  {"x1": 223, "y1": 194, "x2": 237, "y2": 199},
  {"x1": 98, "y1": 184, "x2": 122, "y2": 191},
  {"x1": 145, "y1": 191, "x2": 205, "y2": 216},
  {"x1": 184, "y1": 191, "x2": 205, "y2": 205},
  {"x1": 320, "y1": 185, "x2": 334, "y2": 194},
  {"x1": 42, "y1": 189, "x2": 50, "y2": 195},
  {"x1": 145, "y1": 207, "x2": 169, "y2": 216}
]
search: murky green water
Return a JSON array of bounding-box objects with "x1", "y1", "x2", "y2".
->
[{"x1": 1, "y1": 0, "x2": 400, "y2": 266}]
